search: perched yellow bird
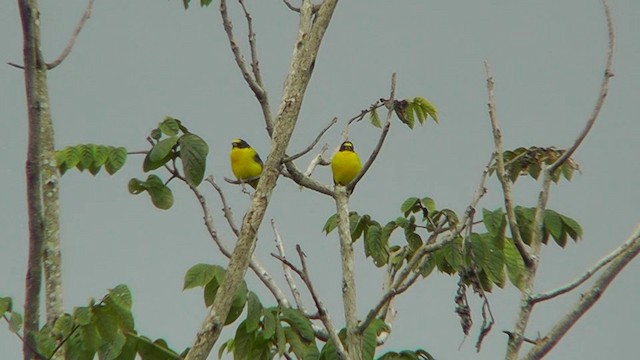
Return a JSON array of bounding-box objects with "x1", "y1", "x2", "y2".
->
[
  {"x1": 230, "y1": 139, "x2": 263, "y2": 189},
  {"x1": 331, "y1": 141, "x2": 362, "y2": 186}
]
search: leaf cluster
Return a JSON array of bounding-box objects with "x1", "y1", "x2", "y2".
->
[
  {"x1": 129, "y1": 117, "x2": 209, "y2": 210},
  {"x1": 323, "y1": 197, "x2": 583, "y2": 293},
  {"x1": 2, "y1": 286, "x2": 183, "y2": 360},
  {"x1": 498, "y1": 146, "x2": 580, "y2": 183},
  {"x1": 56, "y1": 145, "x2": 127, "y2": 176},
  {"x1": 388, "y1": 97, "x2": 438, "y2": 129}
]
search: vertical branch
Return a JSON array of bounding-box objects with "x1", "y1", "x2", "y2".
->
[
  {"x1": 484, "y1": 63, "x2": 532, "y2": 268},
  {"x1": 18, "y1": 0, "x2": 48, "y2": 358},
  {"x1": 334, "y1": 186, "x2": 363, "y2": 359},
  {"x1": 506, "y1": 2, "x2": 615, "y2": 358},
  {"x1": 184, "y1": 1, "x2": 339, "y2": 359}
]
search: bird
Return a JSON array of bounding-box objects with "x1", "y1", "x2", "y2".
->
[
  {"x1": 331, "y1": 141, "x2": 362, "y2": 186},
  {"x1": 230, "y1": 139, "x2": 263, "y2": 189}
]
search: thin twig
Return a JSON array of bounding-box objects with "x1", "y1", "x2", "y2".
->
[
  {"x1": 346, "y1": 74, "x2": 396, "y2": 193},
  {"x1": 282, "y1": 0, "x2": 300, "y2": 12},
  {"x1": 271, "y1": 220, "x2": 306, "y2": 312},
  {"x1": 47, "y1": 0, "x2": 95, "y2": 70},
  {"x1": 548, "y1": 0, "x2": 615, "y2": 174},
  {"x1": 523, "y1": 227, "x2": 640, "y2": 360},
  {"x1": 220, "y1": 0, "x2": 274, "y2": 135},
  {"x1": 358, "y1": 155, "x2": 493, "y2": 334},
  {"x1": 506, "y1": 2, "x2": 616, "y2": 358},
  {"x1": 190, "y1": 182, "x2": 289, "y2": 307},
  {"x1": 270, "y1": 246, "x2": 348, "y2": 359},
  {"x1": 532, "y1": 223, "x2": 640, "y2": 303},
  {"x1": 285, "y1": 117, "x2": 337, "y2": 162},
  {"x1": 206, "y1": 176, "x2": 240, "y2": 236},
  {"x1": 484, "y1": 62, "x2": 533, "y2": 268}
]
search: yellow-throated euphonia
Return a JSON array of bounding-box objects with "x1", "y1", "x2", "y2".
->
[
  {"x1": 331, "y1": 141, "x2": 362, "y2": 186},
  {"x1": 230, "y1": 139, "x2": 263, "y2": 189}
]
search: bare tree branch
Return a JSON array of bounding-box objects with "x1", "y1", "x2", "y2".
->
[
  {"x1": 47, "y1": 0, "x2": 95, "y2": 69},
  {"x1": 347, "y1": 74, "x2": 396, "y2": 193},
  {"x1": 271, "y1": 245, "x2": 348, "y2": 359},
  {"x1": 506, "y1": 2, "x2": 616, "y2": 358},
  {"x1": 185, "y1": 1, "x2": 339, "y2": 358},
  {"x1": 189, "y1": 180, "x2": 289, "y2": 307},
  {"x1": 358, "y1": 155, "x2": 493, "y2": 334},
  {"x1": 484, "y1": 62, "x2": 533, "y2": 268},
  {"x1": 523, "y1": 226, "x2": 640, "y2": 360},
  {"x1": 531, "y1": 224, "x2": 639, "y2": 303},
  {"x1": 220, "y1": 0, "x2": 274, "y2": 135},
  {"x1": 271, "y1": 220, "x2": 306, "y2": 312},
  {"x1": 285, "y1": 117, "x2": 337, "y2": 162},
  {"x1": 548, "y1": 0, "x2": 615, "y2": 174}
]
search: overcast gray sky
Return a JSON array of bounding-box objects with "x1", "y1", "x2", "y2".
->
[{"x1": 1, "y1": 0, "x2": 639, "y2": 359}]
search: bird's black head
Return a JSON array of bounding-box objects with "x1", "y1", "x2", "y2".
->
[
  {"x1": 232, "y1": 139, "x2": 251, "y2": 149},
  {"x1": 340, "y1": 141, "x2": 355, "y2": 152}
]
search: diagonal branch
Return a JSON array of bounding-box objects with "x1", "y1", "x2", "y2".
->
[
  {"x1": 522, "y1": 226, "x2": 640, "y2": 360},
  {"x1": 548, "y1": 0, "x2": 615, "y2": 174},
  {"x1": 285, "y1": 117, "x2": 337, "y2": 162},
  {"x1": 346, "y1": 73, "x2": 396, "y2": 193},
  {"x1": 47, "y1": 0, "x2": 95, "y2": 70},
  {"x1": 271, "y1": 220, "x2": 306, "y2": 312},
  {"x1": 271, "y1": 245, "x2": 347, "y2": 359},
  {"x1": 220, "y1": 0, "x2": 274, "y2": 135},
  {"x1": 189, "y1": 180, "x2": 289, "y2": 307},
  {"x1": 532, "y1": 224, "x2": 640, "y2": 303}
]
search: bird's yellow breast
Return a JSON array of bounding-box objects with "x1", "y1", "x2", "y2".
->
[
  {"x1": 230, "y1": 147, "x2": 262, "y2": 180},
  {"x1": 331, "y1": 150, "x2": 362, "y2": 186}
]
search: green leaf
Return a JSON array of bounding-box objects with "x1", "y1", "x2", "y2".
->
[
  {"x1": 145, "y1": 174, "x2": 174, "y2": 210},
  {"x1": 179, "y1": 133, "x2": 209, "y2": 187},
  {"x1": 503, "y1": 239, "x2": 526, "y2": 290},
  {"x1": 78, "y1": 144, "x2": 96, "y2": 172},
  {"x1": 113, "y1": 333, "x2": 137, "y2": 360},
  {"x1": 100, "y1": 331, "x2": 127, "y2": 360},
  {"x1": 35, "y1": 325, "x2": 57, "y2": 358},
  {"x1": 150, "y1": 128, "x2": 162, "y2": 141},
  {"x1": 94, "y1": 305, "x2": 119, "y2": 342},
  {"x1": 81, "y1": 323, "x2": 103, "y2": 352},
  {"x1": 127, "y1": 178, "x2": 146, "y2": 195},
  {"x1": 323, "y1": 214, "x2": 338, "y2": 235},
  {"x1": 403, "y1": 102, "x2": 415, "y2": 129},
  {"x1": 364, "y1": 223, "x2": 388, "y2": 267},
  {"x1": 363, "y1": 319, "x2": 388, "y2": 360},
  {"x1": 159, "y1": 116, "x2": 181, "y2": 136},
  {"x1": 413, "y1": 99, "x2": 427, "y2": 125},
  {"x1": 471, "y1": 233, "x2": 505, "y2": 289},
  {"x1": 405, "y1": 232, "x2": 423, "y2": 251},
  {"x1": 280, "y1": 308, "x2": 315, "y2": 342},
  {"x1": 225, "y1": 281, "x2": 248, "y2": 325},
  {"x1": 561, "y1": 163, "x2": 574, "y2": 181},
  {"x1": 183, "y1": 263, "x2": 223, "y2": 290},
  {"x1": 544, "y1": 209, "x2": 564, "y2": 247},
  {"x1": 201, "y1": 0, "x2": 213, "y2": 7},
  {"x1": 370, "y1": 108, "x2": 382, "y2": 128},
  {"x1": 284, "y1": 327, "x2": 307, "y2": 359},
  {"x1": 88, "y1": 145, "x2": 110, "y2": 175},
  {"x1": 74, "y1": 306, "x2": 93, "y2": 326},
  {"x1": 233, "y1": 322, "x2": 254, "y2": 360},
  {"x1": 482, "y1": 208, "x2": 505, "y2": 235},
  {"x1": 0, "y1": 297, "x2": 11, "y2": 314},
  {"x1": 105, "y1": 147, "x2": 127, "y2": 175},
  {"x1": 8, "y1": 311, "x2": 22, "y2": 333},
  {"x1": 276, "y1": 322, "x2": 286, "y2": 355},
  {"x1": 149, "y1": 136, "x2": 179, "y2": 163},
  {"x1": 262, "y1": 309, "x2": 277, "y2": 340},
  {"x1": 107, "y1": 284, "x2": 133, "y2": 311},
  {"x1": 440, "y1": 236, "x2": 464, "y2": 271},
  {"x1": 561, "y1": 214, "x2": 583, "y2": 241},
  {"x1": 245, "y1": 292, "x2": 262, "y2": 333},
  {"x1": 421, "y1": 197, "x2": 437, "y2": 214},
  {"x1": 52, "y1": 313, "x2": 74, "y2": 338},
  {"x1": 349, "y1": 212, "x2": 365, "y2": 241},
  {"x1": 414, "y1": 96, "x2": 439, "y2": 123},
  {"x1": 400, "y1": 197, "x2": 419, "y2": 216},
  {"x1": 136, "y1": 336, "x2": 181, "y2": 360},
  {"x1": 514, "y1": 206, "x2": 534, "y2": 245}
]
